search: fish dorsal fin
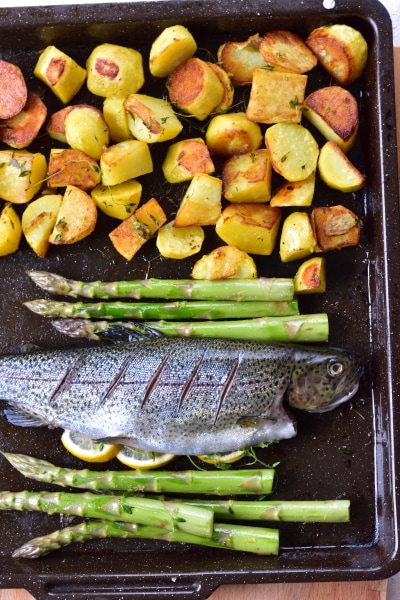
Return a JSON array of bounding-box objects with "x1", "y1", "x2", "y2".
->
[
  {"x1": 98, "y1": 323, "x2": 162, "y2": 343},
  {"x1": 3, "y1": 406, "x2": 47, "y2": 428}
]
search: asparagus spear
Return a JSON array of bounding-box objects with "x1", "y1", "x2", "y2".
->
[
  {"x1": 23, "y1": 298, "x2": 300, "y2": 320},
  {"x1": 12, "y1": 519, "x2": 280, "y2": 559},
  {"x1": 27, "y1": 271, "x2": 295, "y2": 301},
  {"x1": 2, "y1": 453, "x2": 276, "y2": 496},
  {"x1": 51, "y1": 313, "x2": 329, "y2": 343},
  {"x1": 0, "y1": 490, "x2": 214, "y2": 538}
]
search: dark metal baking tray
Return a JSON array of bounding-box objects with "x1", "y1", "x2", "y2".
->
[{"x1": 0, "y1": 0, "x2": 399, "y2": 598}]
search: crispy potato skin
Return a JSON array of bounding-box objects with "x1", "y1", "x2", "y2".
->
[
  {"x1": 303, "y1": 86, "x2": 358, "y2": 152},
  {"x1": 294, "y1": 257, "x2": 326, "y2": 294},
  {"x1": 222, "y1": 149, "x2": 272, "y2": 203},
  {"x1": 191, "y1": 245, "x2": 257, "y2": 279},
  {"x1": 0, "y1": 90, "x2": 47, "y2": 148},
  {"x1": 47, "y1": 148, "x2": 101, "y2": 191},
  {"x1": 259, "y1": 30, "x2": 318, "y2": 73},
  {"x1": 0, "y1": 59, "x2": 28, "y2": 119},
  {"x1": 312, "y1": 205, "x2": 360, "y2": 252},
  {"x1": 162, "y1": 138, "x2": 215, "y2": 183}
]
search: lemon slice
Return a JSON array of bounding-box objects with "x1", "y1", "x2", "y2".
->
[
  {"x1": 61, "y1": 430, "x2": 121, "y2": 463},
  {"x1": 116, "y1": 446, "x2": 176, "y2": 470},
  {"x1": 197, "y1": 449, "x2": 246, "y2": 465}
]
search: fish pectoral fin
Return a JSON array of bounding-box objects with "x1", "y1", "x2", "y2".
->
[
  {"x1": 3, "y1": 406, "x2": 47, "y2": 428},
  {"x1": 98, "y1": 436, "x2": 139, "y2": 447},
  {"x1": 237, "y1": 416, "x2": 275, "y2": 429}
]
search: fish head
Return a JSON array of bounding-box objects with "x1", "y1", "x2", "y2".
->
[{"x1": 287, "y1": 347, "x2": 363, "y2": 413}]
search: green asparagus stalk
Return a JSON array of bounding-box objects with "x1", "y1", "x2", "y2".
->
[
  {"x1": 23, "y1": 298, "x2": 300, "y2": 320},
  {"x1": 2, "y1": 453, "x2": 276, "y2": 496},
  {"x1": 27, "y1": 271, "x2": 295, "y2": 301},
  {"x1": 50, "y1": 314, "x2": 329, "y2": 343},
  {"x1": 0, "y1": 490, "x2": 214, "y2": 538},
  {"x1": 180, "y1": 498, "x2": 350, "y2": 523},
  {"x1": 12, "y1": 519, "x2": 280, "y2": 559}
]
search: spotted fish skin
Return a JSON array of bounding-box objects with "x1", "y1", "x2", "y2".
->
[{"x1": 0, "y1": 338, "x2": 362, "y2": 455}]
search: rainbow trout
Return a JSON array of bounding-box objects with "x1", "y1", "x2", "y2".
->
[{"x1": 0, "y1": 338, "x2": 362, "y2": 455}]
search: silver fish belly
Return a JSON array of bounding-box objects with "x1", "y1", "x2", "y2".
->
[{"x1": 0, "y1": 338, "x2": 362, "y2": 455}]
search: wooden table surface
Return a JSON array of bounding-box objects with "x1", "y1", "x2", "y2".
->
[{"x1": 0, "y1": 42, "x2": 399, "y2": 600}]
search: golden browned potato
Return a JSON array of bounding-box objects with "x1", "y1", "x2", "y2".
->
[
  {"x1": 206, "y1": 62, "x2": 234, "y2": 114},
  {"x1": 312, "y1": 205, "x2": 360, "y2": 252},
  {"x1": 0, "y1": 91, "x2": 47, "y2": 149},
  {"x1": 22, "y1": 194, "x2": 63, "y2": 258},
  {"x1": 49, "y1": 185, "x2": 97, "y2": 245},
  {"x1": 217, "y1": 34, "x2": 268, "y2": 85},
  {"x1": 91, "y1": 179, "x2": 142, "y2": 220},
  {"x1": 86, "y1": 43, "x2": 144, "y2": 98},
  {"x1": 270, "y1": 173, "x2": 315, "y2": 207},
  {"x1": 259, "y1": 30, "x2": 318, "y2": 73},
  {"x1": 191, "y1": 245, "x2": 257, "y2": 279},
  {"x1": 0, "y1": 59, "x2": 28, "y2": 119},
  {"x1": 0, "y1": 202, "x2": 22, "y2": 256},
  {"x1": 124, "y1": 94, "x2": 183, "y2": 143},
  {"x1": 306, "y1": 24, "x2": 368, "y2": 86},
  {"x1": 318, "y1": 140, "x2": 365, "y2": 192},
  {"x1": 205, "y1": 112, "x2": 262, "y2": 158},
  {"x1": 0, "y1": 150, "x2": 47, "y2": 203},
  {"x1": 149, "y1": 25, "x2": 197, "y2": 78},
  {"x1": 34, "y1": 46, "x2": 86, "y2": 104},
  {"x1": 103, "y1": 97, "x2": 131, "y2": 142},
  {"x1": 174, "y1": 173, "x2": 222, "y2": 227},
  {"x1": 156, "y1": 221, "x2": 204, "y2": 259},
  {"x1": 46, "y1": 105, "x2": 86, "y2": 143},
  {"x1": 215, "y1": 203, "x2": 282, "y2": 255},
  {"x1": 100, "y1": 140, "x2": 153, "y2": 186},
  {"x1": 109, "y1": 197, "x2": 167, "y2": 260},
  {"x1": 162, "y1": 138, "x2": 215, "y2": 183},
  {"x1": 47, "y1": 148, "x2": 101, "y2": 191},
  {"x1": 222, "y1": 149, "x2": 272, "y2": 203},
  {"x1": 246, "y1": 68, "x2": 307, "y2": 124},
  {"x1": 167, "y1": 57, "x2": 224, "y2": 121},
  {"x1": 64, "y1": 105, "x2": 110, "y2": 160},
  {"x1": 279, "y1": 211, "x2": 317, "y2": 263},
  {"x1": 265, "y1": 123, "x2": 319, "y2": 181},
  {"x1": 303, "y1": 86, "x2": 359, "y2": 153},
  {"x1": 294, "y1": 256, "x2": 326, "y2": 294}
]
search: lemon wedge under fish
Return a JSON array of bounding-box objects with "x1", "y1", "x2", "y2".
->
[
  {"x1": 61, "y1": 430, "x2": 121, "y2": 463},
  {"x1": 116, "y1": 445, "x2": 176, "y2": 470},
  {"x1": 197, "y1": 449, "x2": 246, "y2": 465}
]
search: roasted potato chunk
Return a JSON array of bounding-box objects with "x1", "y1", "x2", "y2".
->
[
  {"x1": 91, "y1": 180, "x2": 142, "y2": 220},
  {"x1": 270, "y1": 173, "x2": 315, "y2": 207},
  {"x1": 215, "y1": 203, "x2": 282, "y2": 255},
  {"x1": 167, "y1": 57, "x2": 224, "y2": 121},
  {"x1": 49, "y1": 185, "x2": 97, "y2": 245},
  {"x1": 156, "y1": 221, "x2": 204, "y2": 259},
  {"x1": 191, "y1": 245, "x2": 257, "y2": 279},
  {"x1": 279, "y1": 211, "x2": 317, "y2": 263},
  {"x1": 303, "y1": 86, "x2": 359, "y2": 153},
  {"x1": 47, "y1": 148, "x2": 101, "y2": 191},
  {"x1": 86, "y1": 43, "x2": 144, "y2": 98},
  {"x1": 246, "y1": 68, "x2": 307, "y2": 124},
  {"x1": 174, "y1": 173, "x2": 222, "y2": 227},
  {"x1": 294, "y1": 256, "x2": 326, "y2": 294},
  {"x1": 0, "y1": 150, "x2": 47, "y2": 203},
  {"x1": 149, "y1": 25, "x2": 197, "y2": 78},
  {"x1": 222, "y1": 149, "x2": 272, "y2": 203},
  {"x1": 217, "y1": 34, "x2": 268, "y2": 85},
  {"x1": 312, "y1": 205, "x2": 360, "y2": 252},
  {"x1": 64, "y1": 105, "x2": 110, "y2": 160},
  {"x1": 0, "y1": 91, "x2": 47, "y2": 149},
  {"x1": 259, "y1": 30, "x2": 318, "y2": 73},
  {"x1": 34, "y1": 46, "x2": 86, "y2": 104},
  {"x1": 100, "y1": 140, "x2": 153, "y2": 187},
  {"x1": 0, "y1": 59, "x2": 28, "y2": 119},
  {"x1": 265, "y1": 123, "x2": 319, "y2": 181},
  {"x1": 306, "y1": 24, "x2": 368, "y2": 86},
  {"x1": 21, "y1": 194, "x2": 63, "y2": 258},
  {"x1": 46, "y1": 105, "x2": 87, "y2": 144},
  {"x1": 162, "y1": 138, "x2": 215, "y2": 183},
  {"x1": 205, "y1": 112, "x2": 262, "y2": 158},
  {"x1": 206, "y1": 62, "x2": 234, "y2": 114},
  {"x1": 318, "y1": 140, "x2": 365, "y2": 192},
  {"x1": 124, "y1": 94, "x2": 183, "y2": 143},
  {"x1": 0, "y1": 202, "x2": 22, "y2": 256},
  {"x1": 103, "y1": 97, "x2": 131, "y2": 143},
  {"x1": 109, "y1": 197, "x2": 167, "y2": 260}
]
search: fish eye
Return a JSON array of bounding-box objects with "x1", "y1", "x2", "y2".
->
[{"x1": 327, "y1": 361, "x2": 344, "y2": 377}]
